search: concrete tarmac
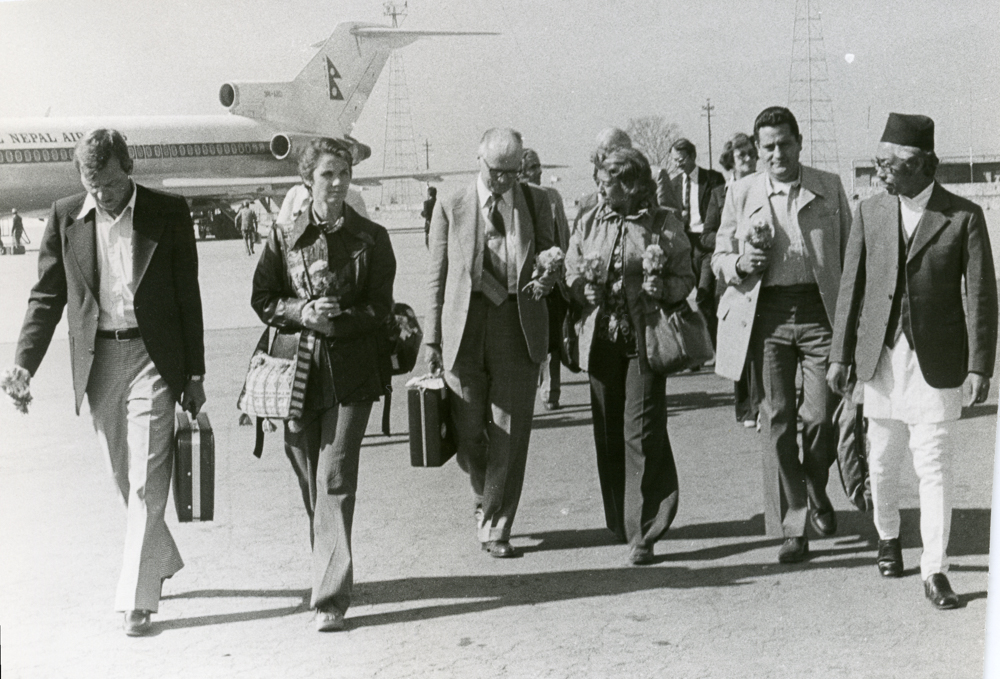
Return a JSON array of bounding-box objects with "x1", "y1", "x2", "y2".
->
[{"x1": 0, "y1": 229, "x2": 996, "y2": 678}]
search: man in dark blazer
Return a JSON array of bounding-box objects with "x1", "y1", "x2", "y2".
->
[
  {"x1": 2, "y1": 129, "x2": 206, "y2": 635},
  {"x1": 671, "y1": 138, "x2": 725, "y2": 356},
  {"x1": 828, "y1": 113, "x2": 997, "y2": 609},
  {"x1": 425, "y1": 128, "x2": 555, "y2": 558}
]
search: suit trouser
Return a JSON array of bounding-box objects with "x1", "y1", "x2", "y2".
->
[
  {"x1": 751, "y1": 285, "x2": 837, "y2": 538},
  {"x1": 867, "y1": 418, "x2": 953, "y2": 579},
  {"x1": 539, "y1": 353, "x2": 561, "y2": 405},
  {"x1": 284, "y1": 401, "x2": 372, "y2": 614},
  {"x1": 687, "y1": 232, "x2": 718, "y2": 349},
  {"x1": 587, "y1": 336, "x2": 680, "y2": 548},
  {"x1": 445, "y1": 294, "x2": 539, "y2": 543},
  {"x1": 87, "y1": 337, "x2": 183, "y2": 613}
]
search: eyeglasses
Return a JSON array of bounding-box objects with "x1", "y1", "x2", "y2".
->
[
  {"x1": 481, "y1": 158, "x2": 520, "y2": 179},
  {"x1": 873, "y1": 157, "x2": 908, "y2": 173}
]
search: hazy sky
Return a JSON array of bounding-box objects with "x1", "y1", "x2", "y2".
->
[{"x1": 1, "y1": 0, "x2": 998, "y2": 198}]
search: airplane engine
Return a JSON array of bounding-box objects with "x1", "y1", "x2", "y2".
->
[
  {"x1": 219, "y1": 81, "x2": 292, "y2": 121},
  {"x1": 268, "y1": 133, "x2": 315, "y2": 161}
]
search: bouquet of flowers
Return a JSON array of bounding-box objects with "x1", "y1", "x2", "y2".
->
[
  {"x1": 1, "y1": 366, "x2": 32, "y2": 414},
  {"x1": 642, "y1": 243, "x2": 666, "y2": 280},
  {"x1": 522, "y1": 246, "x2": 565, "y2": 301},
  {"x1": 581, "y1": 252, "x2": 605, "y2": 285},
  {"x1": 746, "y1": 218, "x2": 773, "y2": 250}
]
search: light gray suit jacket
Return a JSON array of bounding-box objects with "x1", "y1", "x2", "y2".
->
[
  {"x1": 711, "y1": 166, "x2": 852, "y2": 381},
  {"x1": 426, "y1": 182, "x2": 554, "y2": 370}
]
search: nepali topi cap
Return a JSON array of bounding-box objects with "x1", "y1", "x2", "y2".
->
[{"x1": 880, "y1": 113, "x2": 934, "y2": 151}]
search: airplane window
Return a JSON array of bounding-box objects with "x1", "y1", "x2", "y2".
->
[
  {"x1": 153, "y1": 146, "x2": 162, "y2": 158},
  {"x1": 169, "y1": 145, "x2": 178, "y2": 156},
  {"x1": 179, "y1": 146, "x2": 187, "y2": 157},
  {"x1": 201, "y1": 144, "x2": 209, "y2": 156},
  {"x1": 136, "y1": 146, "x2": 145, "y2": 159},
  {"x1": 33, "y1": 150, "x2": 41, "y2": 161},
  {"x1": 223, "y1": 143, "x2": 231, "y2": 155},
  {"x1": 145, "y1": 145, "x2": 153, "y2": 158},
  {"x1": 42, "y1": 149, "x2": 51, "y2": 161},
  {"x1": 236, "y1": 143, "x2": 244, "y2": 154},
  {"x1": 0, "y1": 152, "x2": 4, "y2": 164},
  {"x1": 14, "y1": 150, "x2": 22, "y2": 162},
  {"x1": 127, "y1": 147, "x2": 135, "y2": 159}
]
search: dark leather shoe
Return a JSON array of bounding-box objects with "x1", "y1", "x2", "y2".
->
[
  {"x1": 924, "y1": 573, "x2": 960, "y2": 610},
  {"x1": 778, "y1": 537, "x2": 809, "y2": 563},
  {"x1": 482, "y1": 540, "x2": 516, "y2": 558},
  {"x1": 876, "y1": 538, "x2": 903, "y2": 578},
  {"x1": 628, "y1": 545, "x2": 654, "y2": 565},
  {"x1": 123, "y1": 609, "x2": 152, "y2": 636},
  {"x1": 809, "y1": 508, "x2": 837, "y2": 537}
]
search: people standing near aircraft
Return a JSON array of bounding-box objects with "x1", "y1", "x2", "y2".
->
[
  {"x1": 421, "y1": 186, "x2": 437, "y2": 248},
  {"x1": 251, "y1": 136, "x2": 396, "y2": 632},
  {"x1": 704, "y1": 133, "x2": 761, "y2": 427},
  {"x1": 236, "y1": 201, "x2": 258, "y2": 256},
  {"x1": 828, "y1": 113, "x2": 997, "y2": 609},
  {"x1": 1, "y1": 128, "x2": 206, "y2": 636},
  {"x1": 425, "y1": 128, "x2": 555, "y2": 559},
  {"x1": 670, "y1": 138, "x2": 726, "y2": 361},
  {"x1": 11, "y1": 208, "x2": 25, "y2": 251},
  {"x1": 565, "y1": 148, "x2": 693, "y2": 564},
  {"x1": 520, "y1": 147, "x2": 570, "y2": 410},
  {"x1": 713, "y1": 107, "x2": 852, "y2": 562}
]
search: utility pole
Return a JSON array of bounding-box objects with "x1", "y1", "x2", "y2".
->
[
  {"x1": 424, "y1": 138, "x2": 431, "y2": 170},
  {"x1": 701, "y1": 98, "x2": 715, "y2": 170}
]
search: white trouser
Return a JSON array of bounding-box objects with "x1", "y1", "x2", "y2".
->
[
  {"x1": 88, "y1": 337, "x2": 183, "y2": 612},
  {"x1": 867, "y1": 418, "x2": 953, "y2": 579}
]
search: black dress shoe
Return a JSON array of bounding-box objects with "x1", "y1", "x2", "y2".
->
[
  {"x1": 482, "y1": 540, "x2": 516, "y2": 558},
  {"x1": 924, "y1": 573, "x2": 960, "y2": 610},
  {"x1": 778, "y1": 537, "x2": 809, "y2": 563},
  {"x1": 809, "y1": 508, "x2": 837, "y2": 537},
  {"x1": 628, "y1": 545, "x2": 654, "y2": 565},
  {"x1": 876, "y1": 538, "x2": 903, "y2": 578},
  {"x1": 123, "y1": 609, "x2": 152, "y2": 636}
]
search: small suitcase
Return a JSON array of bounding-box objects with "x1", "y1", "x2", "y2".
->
[
  {"x1": 173, "y1": 411, "x2": 215, "y2": 522},
  {"x1": 406, "y1": 375, "x2": 457, "y2": 467},
  {"x1": 12, "y1": 244, "x2": 25, "y2": 255}
]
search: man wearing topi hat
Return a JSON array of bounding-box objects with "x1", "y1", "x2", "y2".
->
[{"x1": 828, "y1": 113, "x2": 997, "y2": 609}]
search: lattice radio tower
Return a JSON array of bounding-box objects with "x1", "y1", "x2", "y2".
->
[
  {"x1": 380, "y1": 1, "x2": 422, "y2": 209},
  {"x1": 787, "y1": 0, "x2": 840, "y2": 174}
]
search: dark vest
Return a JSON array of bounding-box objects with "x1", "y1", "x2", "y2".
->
[{"x1": 884, "y1": 211, "x2": 915, "y2": 349}]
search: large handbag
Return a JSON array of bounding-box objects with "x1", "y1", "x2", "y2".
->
[{"x1": 644, "y1": 300, "x2": 714, "y2": 374}]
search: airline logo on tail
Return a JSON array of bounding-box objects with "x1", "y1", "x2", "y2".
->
[{"x1": 326, "y1": 58, "x2": 344, "y2": 101}]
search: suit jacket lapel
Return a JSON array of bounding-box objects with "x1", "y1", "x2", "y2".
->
[
  {"x1": 65, "y1": 201, "x2": 98, "y2": 299},
  {"x1": 512, "y1": 184, "x2": 532, "y2": 277},
  {"x1": 907, "y1": 183, "x2": 951, "y2": 263},
  {"x1": 742, "y1": 175, "x2": 771, "y2": 242},
  {"x1": 457, "y1": 183, "x2": 479, "y2": 271},
  {"x1": 131, "y1": 185, "x2": 163, "y2": 285}
]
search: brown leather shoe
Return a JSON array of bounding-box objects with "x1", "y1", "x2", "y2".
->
[
  {"x1": 123, "y1": 609, "x2": 152, "y2": 637},
  {"x1": 778, "y1": 537, "x2": 809, "y2": 563},
  {"x1": 482, "y1": 540, "x2": 516, "y2": 558},
  {"x1": 809, "y1": 508, "x2": 838, "y2": 537},
  {"x1": 876, "y1": 538, "x2": 903, "y2": 578},
  {"x1": 924, "y1": 573, "x2": 960, "y2": 610}
]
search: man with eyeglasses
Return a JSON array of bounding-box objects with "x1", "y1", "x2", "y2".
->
[
  {"x1": 828, "y1": 113, "x2": 996, "y2": 609},
  {"x1": 425, "y1": 128, "x2": 555, "y2": 558}
]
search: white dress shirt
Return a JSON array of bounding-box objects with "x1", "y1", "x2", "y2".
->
[
  {"x1": 683, "y1": 169, "x2": 705, "y2": 233},
  {"x1": 82, "y1": 183, "x2": 139, "y2": 331}
]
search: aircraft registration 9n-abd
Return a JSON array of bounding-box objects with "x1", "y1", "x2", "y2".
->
[{"x1": 0, "y1": 21, "x2": 493, "y2": 225}]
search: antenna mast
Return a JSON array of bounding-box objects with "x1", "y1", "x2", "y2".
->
[
  {"x1": 787, "y1": 0, "x2": 840, "y2": 175},
  {"x1": 380, "y1": 1, "x2": 422, "y2": 209}
]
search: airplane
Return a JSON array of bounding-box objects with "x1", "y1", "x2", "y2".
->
[{"x1": 0, "y1": 22, "x2": 494, "y2": 235}]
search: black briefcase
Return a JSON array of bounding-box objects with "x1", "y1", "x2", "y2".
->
[
  {"x1": 407, "y1": 376, "x2": 457, "y2": 467},
  {"x1": 173, "y1": 412, "x2": 215, "y2": 522}
]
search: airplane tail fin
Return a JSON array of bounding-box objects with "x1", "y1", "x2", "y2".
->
[{"x1": 220, "y1": 22, "x2": 495, "y2": 140}]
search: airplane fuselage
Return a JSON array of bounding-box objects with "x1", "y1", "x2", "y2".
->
[{"x1": 0, "y1": 116, "x2": 298, "y2": 212}]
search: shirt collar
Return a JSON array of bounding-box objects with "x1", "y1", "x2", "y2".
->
[
  {"x1": 80, "y1": 180, "x2": 137, "y2": 221},
  {"x1": 765, "y1": 169, "x2": 801, "y2": 196},
  {"x1": 310, "y1": 205, "x2": 345, "y2": 234},
  {"x1": 900, "y1": 180, "x2": 934, "y2": 212},
  {"x1": 477, "y1": 175, "x2": 512, "y2": 209}
]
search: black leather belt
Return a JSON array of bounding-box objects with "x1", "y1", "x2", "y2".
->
[{"x1": 96, "y1": 328, "x2": 141, "y2": 340}]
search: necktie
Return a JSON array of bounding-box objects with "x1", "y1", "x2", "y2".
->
[
  {"x1": 481, "y1": 194, "x2": 508, "y2": 305},
  {"x1": 683, "y1": 174, "x2": 691, "y2": 226}
]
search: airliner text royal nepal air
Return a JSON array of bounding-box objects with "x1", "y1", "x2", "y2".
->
[{"x1": 0, "y1": 22, "x2": 494, "y2": 214}]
